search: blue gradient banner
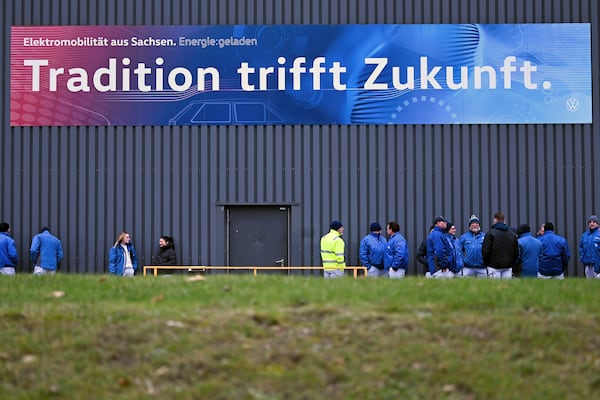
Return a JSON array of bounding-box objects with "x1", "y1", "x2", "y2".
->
[{"x1": 11, "y1": 24, "x2": 592, "y2": 126}]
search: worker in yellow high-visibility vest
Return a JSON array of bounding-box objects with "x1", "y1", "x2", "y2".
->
[{"x1": 320, "y1": 220, "x2": 346, "y2": 278}]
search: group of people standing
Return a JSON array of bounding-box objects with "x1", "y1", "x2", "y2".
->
[
  {"x1": 0, "y1": 223, "x2": 63, "y2": 275},
  {"x1": 0, "y1": 222, "x2": 177, "y2": 276},
  {"x1": 322, "y1": 212, "x2": 600, "y2": 279},
  {"x1": 320, "y1": 220, "x2": 409, "y2": 279}
]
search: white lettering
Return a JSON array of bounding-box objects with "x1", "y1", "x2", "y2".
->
[
  {"x1": 168, "y1": 67, "x2": 193, "y2": 91},
  {"x1": 238, "y1": 62, "x2": 255, "y2": 91},
  {"x1": 364, "y1": 58, "x2": 388, "y2": 90},
  {"x1": 290, "y1": 57, "x2": 306, "y2": 90},
  {"x1": 259, "y1": 66, "x2": 274, "y2": 91},
  {"x1": 446, "y1": 66, "x2": 469, "y2": 90},
  {"x1": 309, "y1": 57, "x2": 326, "y2": 90},
  {"x1": 330, "y1": 62, "x2": 347, "y2": 90},
  {"x1": 391, "y1": 66, "x2": 414, "y2": 90},
  {"x1": 67, "y1": 68, "x2": 90, "y2": 92},
  {"x1": 93, "y1": 58, "x2": 117, "y2": 92},
  {"x1": 521, "y1": 61, "x2": 537, "y2": 89},
  {"x1": 49, "y1": 67, "x2": 64, "y2": 92},
  {"x1": 23, "y1": 59, "x2": 48, "y2": 91},
  {"x1": 500, "y1": 56, "x2": 517, "y2": 89},
  {"x1": 197, "y1": 67, "x2": 220, "y2": 91},
  {"x1": 474, "y1": 66, "x2": 496, "y2": 89},
  {"x1": 420, "y1": 56, "x2": 442, "y2": 89}
]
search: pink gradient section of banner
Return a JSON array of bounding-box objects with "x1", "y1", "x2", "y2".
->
[{"x1": 11, "y1": 26, "x2": 137, "y2": 126}]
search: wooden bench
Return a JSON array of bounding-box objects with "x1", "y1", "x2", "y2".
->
[{"x1": 143, "y1": 265, "x2": 368, "y2": 278}]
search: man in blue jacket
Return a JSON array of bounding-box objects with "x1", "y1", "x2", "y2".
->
[
  {"x1": 578, "y1": 215, "x2": 600, "y2": 279},
  {"x1": 459, "y1": 214, "x2": 486, "y2": 278},
  {"x1": 538, "y1": 222, "x2": 570, "y2": 279},
  {"x1": 0, "y1": 222, "x2": 18, "y2": 275},
  {"x1": 359, "y1": 222, "x2": 387, "y2": 277},
  {"x1": 516, "y1": 224, "x2": 543, "y2": 278},
  {"x1": 427, "y1": 216, "x2": 454, "y2": 278},
  {"x1": 30, "y1": 227, "x2": 64, "y2": 275},
  {"x1": 385, "y1": 221, "x2": 409, "y2": 279}
]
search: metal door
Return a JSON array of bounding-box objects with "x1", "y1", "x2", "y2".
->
[{"x1": 227, "y1": 206, "x2": 289, "y2": 273}]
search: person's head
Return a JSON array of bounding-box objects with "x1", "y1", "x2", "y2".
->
[
  {"x1": 588, "y1": 215, "x2": 599, "y2": 230},
  {"x1": 0, "y1": 222, "x2": 9, "y2": 233},
  {"x1": 537, "y1": 223, "x2": 545, "y2": 236},
  {"x1": 516, "y1": 224, "x2": 531, "y2": 237},
  {"x1": 114, "y1": 231, "x2": 131, "y2": 246},
  {"x1": 468, "y1": 214, "x2": 481, "y2": 233},
  {"x1": 159, "y1": 235, "x2": 173, "y2": 248},
  {"x1": 39, "y1": 226, "x2": 50, "y2": 234},
  {"x1": 544, "y1": 222, "x2": 554, "y2": 232},
  {"x1": 432, "y1": 216, "x2": 447, "y2": 230},
  {"x1": 446, "y1": 222, "x2": 457, "y2": 236},
  {"x1": 330, "y1": 220, "x2": 344, "y2": 235},
  {"x1": 493, "y1": 212, "x2": 506, "y2": 224},
  {"x1": 387, "y1": 221, "x2": 400, "y2": 235},
  {"x1": 369, "y1": 222, "x2": 382, "y2": 233}
]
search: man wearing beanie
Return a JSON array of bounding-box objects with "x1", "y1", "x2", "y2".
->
[
  {"x1": 359, "y1": 222, "x2": 387, "y2": 277},
  {"x1": 459, "y1": 214, "x2": 486, "y2": 278},
  {"x1": 0, "y1": 222, "x2": 18, "y2": 275},
  {"x1": 578, "y1": 215, "x2": 600, "y2": 279},
  {"x1": 320, "y1": 220, "x2": 346, "y2": 278}
]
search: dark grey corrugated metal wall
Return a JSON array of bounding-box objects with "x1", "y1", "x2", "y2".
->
[{"x1": 1, "y1": 0, "x2": 598, "y2": 275}]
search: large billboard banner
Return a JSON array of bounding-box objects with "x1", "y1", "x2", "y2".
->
[{"x1": 10, "y1": 24, "x2": 592, "y2": 126}]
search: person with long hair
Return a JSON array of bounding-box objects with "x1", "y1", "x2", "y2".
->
[
  {"x1": 108, "y1": 231, "x2": 138, "y2": 276},
  {"x1": 153, "y1": 235, "x2": 177, "y2": 273}
]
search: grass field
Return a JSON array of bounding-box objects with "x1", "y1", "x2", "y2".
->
[{"x1": 1, "y1": 274, "x2": 599, "y2": 399}]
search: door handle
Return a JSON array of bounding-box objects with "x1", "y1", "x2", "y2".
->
[{"x1": 275, "y1": 258, "x2": 285, "y2": 267}]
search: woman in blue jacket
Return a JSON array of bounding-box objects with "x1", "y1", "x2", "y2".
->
[{"x1": 108, "y1": 231, "x2": 138, "y2": 276}]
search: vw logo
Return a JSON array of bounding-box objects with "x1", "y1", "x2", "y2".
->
[{"x1": 566, "y1": 98, "x2": 580, "y2": 112}]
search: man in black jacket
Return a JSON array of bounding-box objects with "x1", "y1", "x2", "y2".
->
[
  {"x1": 416, "y1": 226, "x2": 434, "y2": 276},
  {"x1": 482, "y1": 212, "x2": 518, "y2": 279}
]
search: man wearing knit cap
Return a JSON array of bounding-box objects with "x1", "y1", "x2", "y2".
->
[
  {"x1": 459, "y1": 214, "x2": 487, "y2": 278},
  {"x1": 578, "y1": 215, "x2": 600, "y2": 279},
  {"x1": 359, "y1": 222, "x2": 387, "y2": 277},
  {"x1": 320, "y1": 220, "x2": 346, "y2": 278}
]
